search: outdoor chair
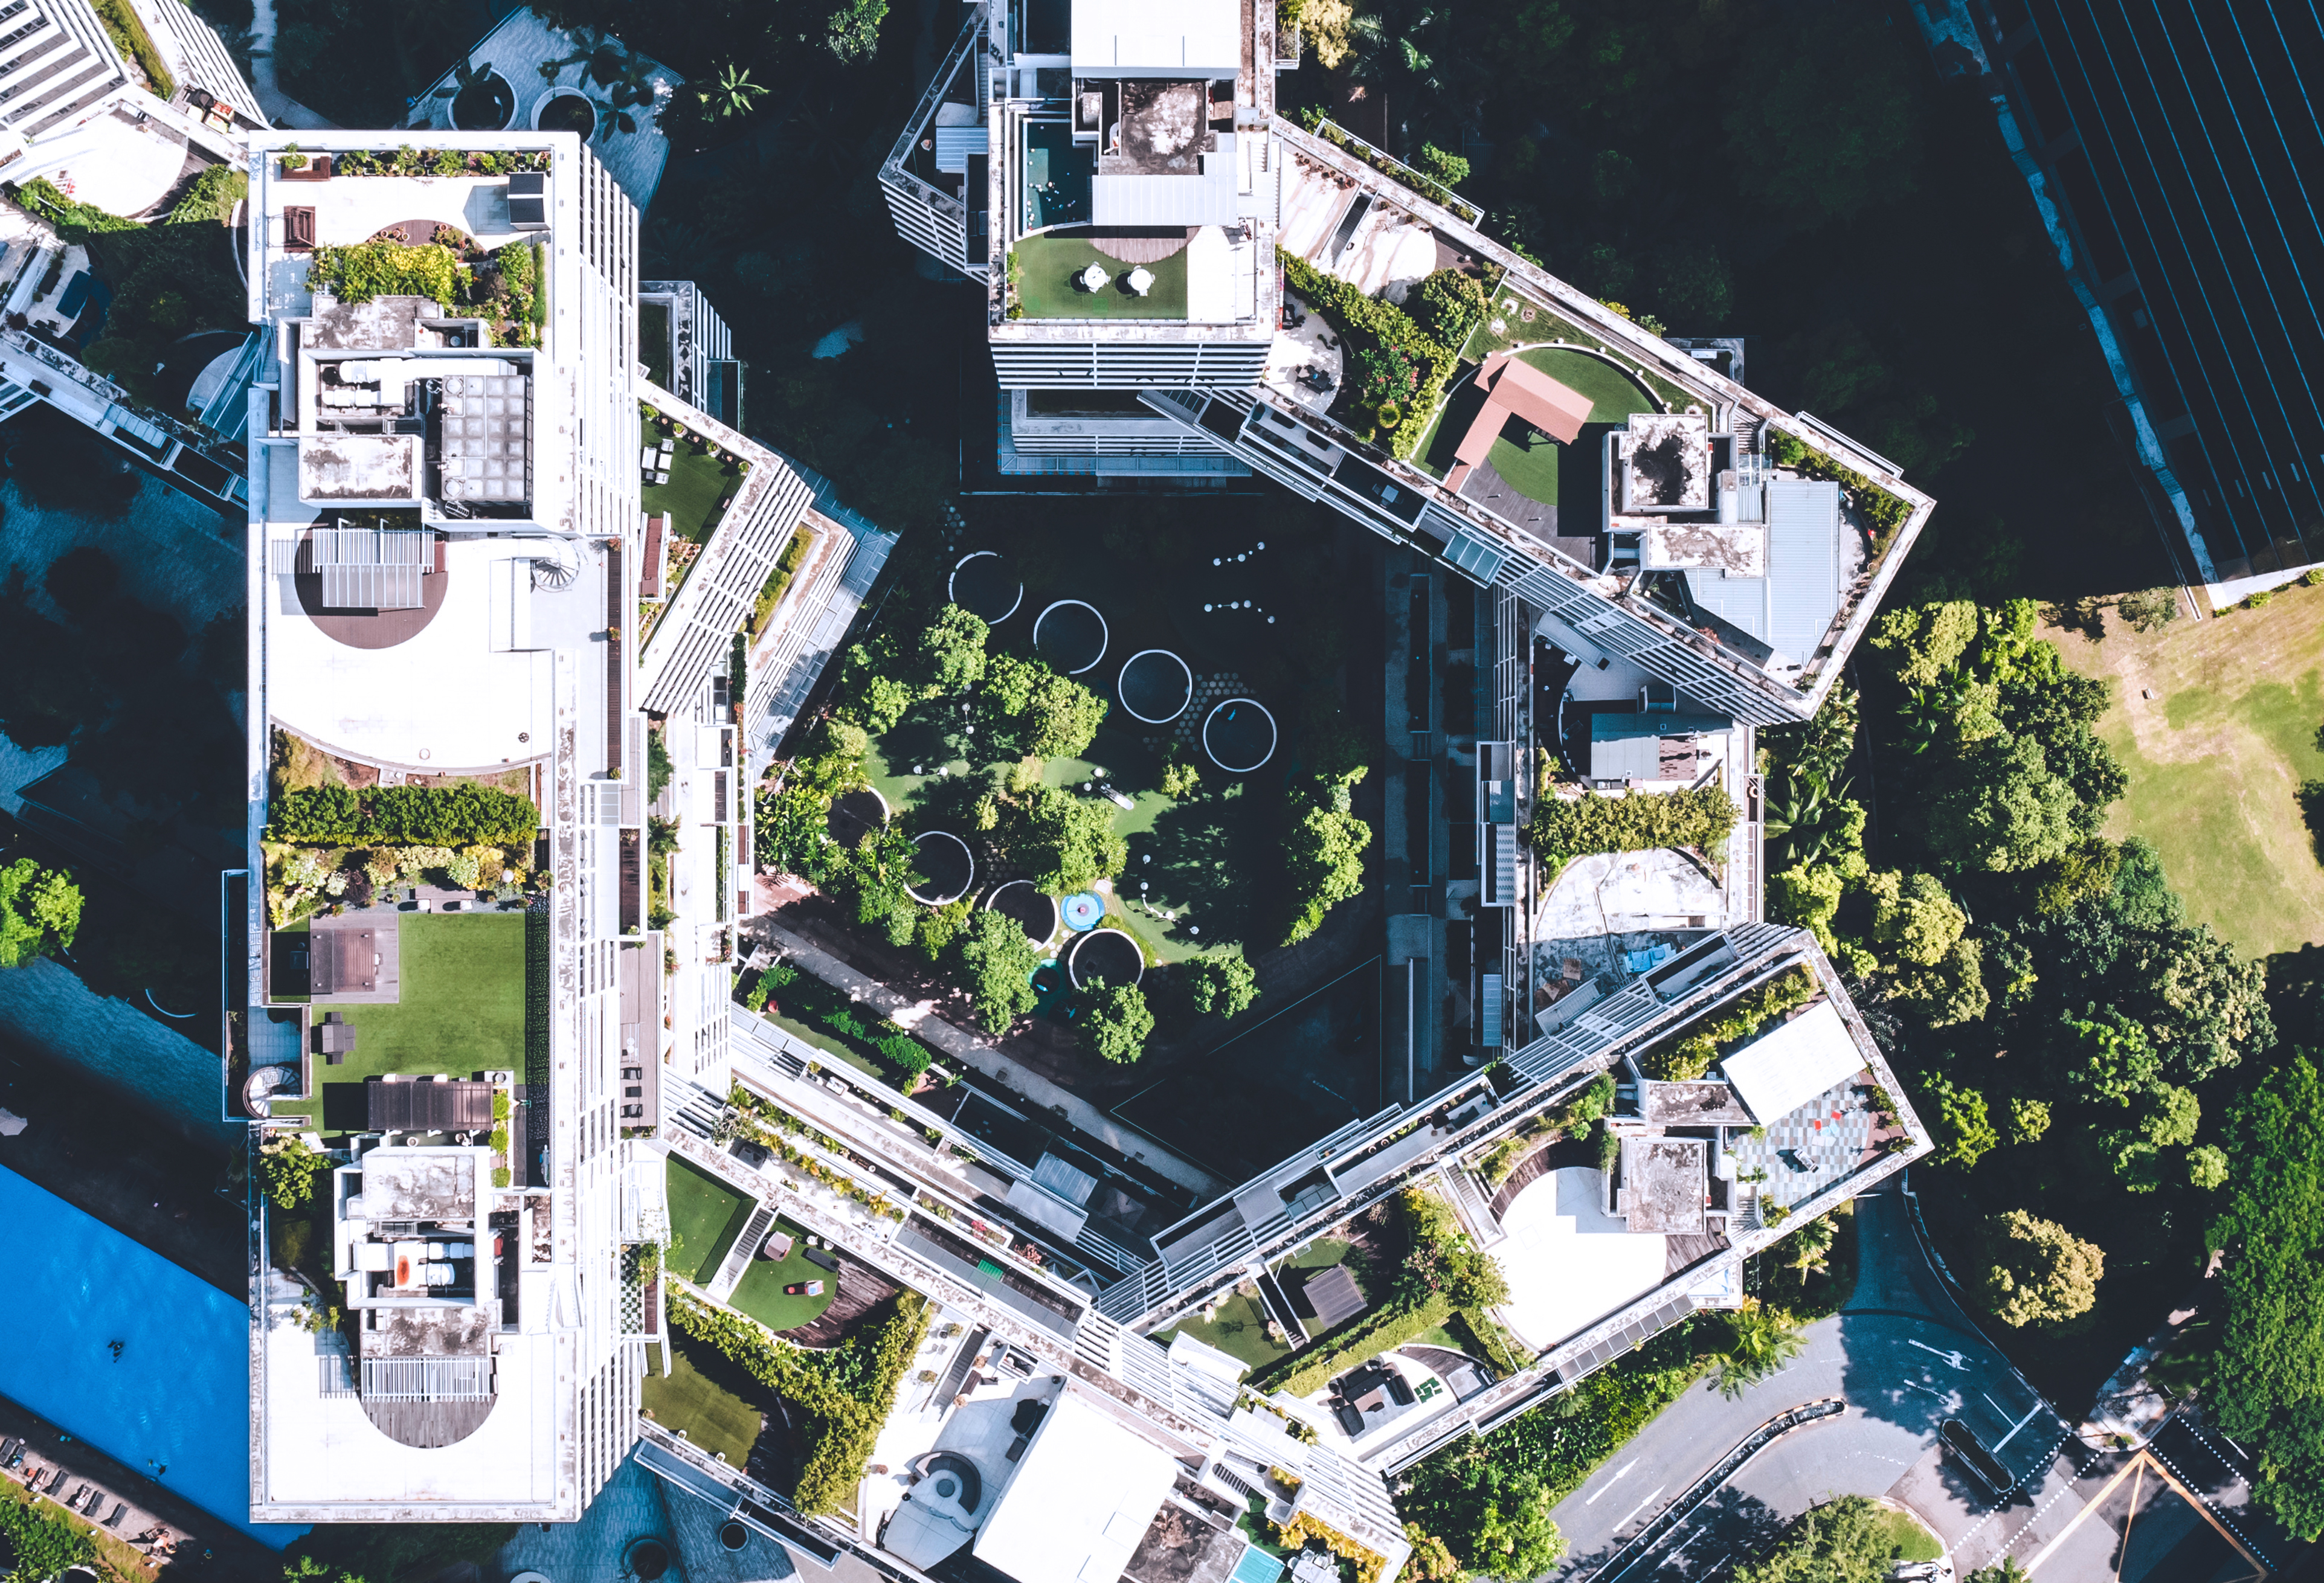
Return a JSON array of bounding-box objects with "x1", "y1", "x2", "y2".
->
[{"x1": 104, "y1": 1502, "x2": 126, "y2": 1526}]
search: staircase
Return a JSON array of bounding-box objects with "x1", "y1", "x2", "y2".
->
[{"x1": 710, "y1": 1203, "x2": 778, "y2": 1299}]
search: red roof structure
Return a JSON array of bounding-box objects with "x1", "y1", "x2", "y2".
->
[{"x1": 1444, "y1": 351, "x2": 1595, "y2": 489}]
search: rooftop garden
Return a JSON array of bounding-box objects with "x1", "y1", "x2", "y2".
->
[
  {"x1": 1411, "y1": 344, "x2": 1658, "y2": 507},
  {"x1": 727, "y1": 1216, "x2": 842, "y2": 1332},
  {"x1": 640, "y1": 1337, "x2": 766, "y2": 1466},
  {"x1": 637, "y1": 402, "x2": 756, "y2": 641},
  {"x1": 305, "y1": 233, "x2": 544, "y2": 348},
  {"x1": 667, "y1": 1154, "x2": 757, "y2": 1286},
  {"x1": 1007, "y1": 234, "x2": 1188, "y2": 321},
  {"x1": 260, "y1": 911, "x2": 528, "y2": 1135}
]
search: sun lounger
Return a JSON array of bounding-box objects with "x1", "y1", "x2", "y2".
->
[
  {"x1": 104, "y1": 1502, "x2": 126, "y2": 1527},
  {"x1": 44, "y1": 1468, "x2": 66, "y2": 1493}
]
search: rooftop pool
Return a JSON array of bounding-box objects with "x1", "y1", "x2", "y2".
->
[{"x1": 0, "y1": 1165, "x2": 307, "y2": 1548}]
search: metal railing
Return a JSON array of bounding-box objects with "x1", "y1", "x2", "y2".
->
[{"x1": 1580, "y1": 1399, "x2": 1847, "y2": 1581}]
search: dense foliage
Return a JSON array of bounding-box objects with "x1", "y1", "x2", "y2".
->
[
  {"x1": 271, "y1": 783, "x2": 541, "y2": 846},
  {"x1": 1280, "y1": 250, "x2": 1455, "y2": 457},
  {"x1": 307, "y1": 240, "x2": 466, "y2": 309},
  {"x1": 1079, "y1": 974, "x2": 1154, "y2": 1063},
  {"x1": 1527, "y1": 785, "x2": 1737, "y2": 864},
  {"x1": 260, "y1": 1134, "x2": 330, "y2": 1210},
  {"x1": 1731, "y1": 1497, "x2": 1905, "y2": 1583},
  {"x1": 1283, "y1": 764, "x2": 1373, "y2": 945},
  {"x1": 669, "y1": 1287, "x2": 929, "y2": 1515},
  {"x1": 0, "y1": 856, "x2": 82, "y2": 969},
  {"x1": 1, "y1": 1486, "x2": 94, "y2": 1583}
]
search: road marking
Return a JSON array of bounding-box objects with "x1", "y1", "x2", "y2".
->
[
  {"x1": 1615, "y1": 1486, "x2": 1667, "y2": 1531},
  {"x1": 1993, "y1": 1401, "x2": 2050, "y2": 1453},
  {"x1": 1903, "y1": 1379, "x2": 1948, "y2": 1400},
  {"x1": 1982, "y1": 1392, "x2": 2007, "y2": 1418},
  {"x1": 1908, "y1": 1338, "x2": 1968, "y2": 1370},
  {"x1": 1585, "y1": 1459, "x2": 1640, "y2": 1505},
  {"x1": 1656, "y1": 1527, "x2": 1696, "y2": 1569}
]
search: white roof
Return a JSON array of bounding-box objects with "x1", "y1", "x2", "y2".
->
[
  {"x1": 973, "y1": 1392, "x2": 1177, "y2": 1583},
  {"x1": 1072, "y1": 0, "x2": 1240, "y2": 75},
  {"x1": 1719, "y1": 1000, "x2": 1865, "y2": 1123}
]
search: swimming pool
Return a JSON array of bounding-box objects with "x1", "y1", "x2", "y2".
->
[{"x1": 0, "y1": 1165, "x2": 307, "y2": 1547}]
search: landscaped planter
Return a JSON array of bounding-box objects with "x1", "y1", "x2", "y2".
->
[
  {"x1": 533, "y1": 89, "x2": 598, "y2": 137},
  {"x1": 449, "y1": 68, "x2": 518, "y2": 132},
  {"x1": 1202, "y1": 697, "x2": 1276, "y2": 773},
  {"x1": 1067, "y1": 924, "x2": 1143, "y2": 990}
]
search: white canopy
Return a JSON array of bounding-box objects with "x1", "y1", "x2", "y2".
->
[{"x1": 1719, "y1": 999, "x2": 1865, "y2": 1123}]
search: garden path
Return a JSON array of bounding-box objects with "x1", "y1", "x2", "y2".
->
[
  {"x1": 747, "y1": 916, "x2": 1226, "y2": 1199},
  {"x1": 244, "y1": 0, "x2": 335, "y2": 129}
]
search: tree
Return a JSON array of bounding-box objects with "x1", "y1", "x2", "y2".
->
[
  {"x1": 1013, "y1": 785, "x2": 1126, "y2": 894},
  {"x1": 1890, "y1": 937, "x2": 1989, "y2": 1027},
  {"x1": 1924, "y1": 1074, "x2": 1999, "y2": 1169},
  {"x1": 1732, "y1": 1497, "x2": 1899, "y2": 1583},
  {"x1": 1417, "y1": 142, "x2": 1470, "y2": 188},
  {"x1": 918, "y1": 603, "x2": 988, "y2": 695},
  {"x1": 1181, "y1": 951, "x2": 1259, "y2": 1018},
  {"x1": 1865, "y1": 870, "x2": 1965, "y2": 965},
  {"x1": 1976, "y1": 1209, "x2": 2103, "y2": 1328},
  {"x1": 842, "y1": 824, "x2": 921, "y2": 928},
  {"x1": 261, "y1": 1134, "x2": 329, "y2": 1210},
  {"x1": 1466, "y1": 1484, "x2": 1565, "y2": 1581},
  {"x1": 1284, "y1": 0, "x2": 1354, "y2": 66},
  {"x1": 701, "y1": 62, "x2": 766, "y2": 118},
  {"x1": 982, "y1": 653, "x2": 1108, "y2": 760},
  {"x1": 756, "y1": 784, "x2": 840, "y2": 883},
  {"x1": 1927, "y1": 733, "x2": 2081, "y2": 872},
  {"x1": 1713, "y1": 1302, "x2": 1805, "y2": 1398},
  {"x1": 0, "y1": 856, "x2": 81, "y2": 968},
  {"x1": 958, "y1": 910, "x2": 1040, "y2": 1033},
  {"x1": 825, "y1": 0, "x2": 886, "y2": 61},
  {"x1": 2117, "y1": 586, "x2": 2181, "y2": 633},
  {"x1": 1966, "y1": 1562, "x2": 2030, "y2": 1583},
  {"x1": 2053, "y1": 1006, "x2": 2161, "y2": 1106},
  {"x1": 1870, "y1": 596, "x2": 1980, "y2": 687},
  {"x1": 1080, "y1": 975, "x2": 1153, "y2": 1063},
  {"x1": 2009, "y1": 1097, "x2": 2052, "y2": 1143},
  {"x1": 2187, "y1": 1143, "x2": 2228, "y2": 1190},
  {"x1": 1283, "y1": 783, "x2": 1372, "y2": 945}
]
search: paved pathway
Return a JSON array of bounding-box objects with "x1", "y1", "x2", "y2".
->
[
  {"x1": 1547, "y1": 1180, "x2": 2299, "y2": 1581},
  {"x1": 748, "y1": 916, "x2": 1226, "y2": 1199},
  {"x1": 244, "y1": 0, "x2": 336, "y2": 129}
]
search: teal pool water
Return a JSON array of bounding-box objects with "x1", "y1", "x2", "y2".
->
[{"x1": 0, "y1": 1165, "x2": 307, "y2": 1547}]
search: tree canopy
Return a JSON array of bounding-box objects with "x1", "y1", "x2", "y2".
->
[
  {"x1": 1730, "y1": 1497, "x2": 1904, "y2": 1583},
  {"x1": 1976, "y1": 1210, "x2": 2104, "y2": 1329},
  {"x1": 1079, "y1": 975, "x2": 1154, "y2": 1063},
  {"x1": 0, "y1": 856, "x2": 81, "y2": 969},
  {"x1": 958, "y1": 910, "x2": 1040, "y2": 1034}
]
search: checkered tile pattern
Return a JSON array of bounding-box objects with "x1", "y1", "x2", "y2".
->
[{"x1": 1728, "y1": 1077, "x2": 1876, "y2": 1212}]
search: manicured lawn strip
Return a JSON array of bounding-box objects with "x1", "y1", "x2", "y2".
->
[
  {"x1": 2050, "y1": 593, "x2": 2324, "y2": 955},
  {"x1": 639, "y1": 413, "x2": 742, "y2": 545},
  {"x1": 666, "y1": 1156, "x2": 755, "y2": 1286},
  {"x1": 640, "y1": 1342, "x2": 763, "y2": 1466},
  {"x1": 1012, "y1": 236, "x2": 1188, "y2": 319},
  {"x1": 1485, "y1": 428, "x2": 1562, "y2": 509},
  {"x1": 726, "y1": 1219, "x2": 841, "y2": 1333},
  {"x1": 1870, "y1": 1506, "x2": 1943, "y2": 1563}
]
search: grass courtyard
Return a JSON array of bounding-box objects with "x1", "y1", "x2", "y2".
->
[
  {"x1": 1010, "y1": 235, "x2": 1188, "y2": 321},
  {"x1": 640, "y1": 408, "x2": 745, "y2": 546},
  {"x1": 727, "y1": 1218, "x2": 842, "y2": 1333},
  {"x1": 1160, "y1": 1285, "x2": 1290, "y2": 1370},
  {"x1": 668, "y1": 1156, "x2": 755, "y2": 1287},
  {"x1": 266, "y1": 912, "x2": 526, "y2": 1135},
  {"x1": 640, "y1": 1336, "x2": 765, "y2": 1466},
  {"x1": 2052, "y1": 590, "x2": 2324, "y2": 956}
]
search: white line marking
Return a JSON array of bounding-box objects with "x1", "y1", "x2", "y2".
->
[
  {"x1": 1615, "y1": 1486, "x2": 1667, "y2": 1532},
  {"x1": 1994, "y1": 1401, "x2": 2050, "y2": 1453},
  {"x1": 1908, "y1": 1338, "x2": 1968, "y2": 1370},
  {"x1": 1657, "y1": 1528, "x2": 1697, "y2": 1569},
  {"x1": 1983, "y1": 1392, "x2": 2007, "y2": 1418},
  {"x1": 1585, "y1": 1459, "x2": 1640, "y2": 1505}
]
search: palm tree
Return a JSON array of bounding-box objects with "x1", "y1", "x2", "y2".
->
[
  {"x1": 1713, "y1": 1302, "x2": 1805, "y2": 1398},
  {"x1": 703, "y1": 63, "x2": 767, "y2": 120},
  {"x1": 1762, "y1": 771, "x2": 1853, "y2": 869}
]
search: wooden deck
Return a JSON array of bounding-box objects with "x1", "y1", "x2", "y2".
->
[{"x1": 779, "y1": 1245, "x2": 903, "y2": 1346}]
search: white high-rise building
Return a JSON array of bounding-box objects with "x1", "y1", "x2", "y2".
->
[{"x1": 239, "y1": 129, "x2": 659, "y2": 1523}]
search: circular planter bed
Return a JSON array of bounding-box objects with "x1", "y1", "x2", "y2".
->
[
  {"x1": 449, "y1": 68, "x2": 517, "y2": 131},
  {"x1": 719, "y1": 1524, "x2": 748, "y2": 1553},
  {"x1": 1202, "y1": 698, "x2": 1276, "y2": 773},
  {"x1": 1032, "y1": 599, "x2": 1109, "y2": 675},
  {"x1": 533, "y1": 89, "x2": 597, "y2": 136},
  {"x1": 628, "y1": 1541, "x2": 670, "y2": 1581},
  {"x1": 1067, "y1": 925, "x2": 1144, "y2": 990},
  {"x1": 948, "y1": 550, "x2": 1024, "y2": 623},
  {"x1": 984, "y1": 879, "x2": 1060, "y2": 946},
  {"x1": 826, "y1": 786, "x2": 889, "y2": 850},
  {"x1": 906, "y1": 829, "x2": 975, "y2": 905},
  {"x1": 1117, "y1": 648, "x2": 1193, "y2": 724}
]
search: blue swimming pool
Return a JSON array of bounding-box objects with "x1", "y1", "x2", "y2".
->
[{"x1": 0, "y1": 1166, "x2": 307, "y2": 1548}]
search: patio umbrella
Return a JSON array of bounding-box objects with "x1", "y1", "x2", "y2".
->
[
  {"x1": 1126, "y1": 267, "x2": 1154, "y2": 297},
  {"x1": 1077, "y1": 263, "x2": 1110, "y2": 293}
]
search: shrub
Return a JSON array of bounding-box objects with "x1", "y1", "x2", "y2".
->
[
  {"x1": 1411, "y1": 269, "x2": 1488, "y2": 350},
  {"x1": 308, "y1": 240, "x2": 466, "y2": 309},
  {"x1": 261, "y1": 1134, "x2": 329, "y2": 1209},
  {"x1": 2117, "y1": 585, "x2": 2181, "y2": 632},
  {"x1": 0, "y1": 1484, "x2": 95, "y2": 1583},
  {"x1": 1281, "y1": 249, "x2": 1455, "y2": 459},
  {"x1": 1527, "y1": 786, "x2": 1737, "y2": 861},
  {"x1": 269, "y1": 783, "x2": 538, "y2": 846},
  {"x1": 1643, "y1": 965, "x2": 1817, "y2": 1080},
  {"x1": 1768, "y1": 431, "x2": 1912, "y2": 536}
]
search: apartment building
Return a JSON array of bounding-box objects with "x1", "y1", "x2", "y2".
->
[{"x1": 238, "y1": 130, "x2": 657, "y2": 1522}]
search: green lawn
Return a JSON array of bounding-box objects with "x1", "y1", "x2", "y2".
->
[
  {"x1": 266, "y1": 912, "x2": 526, "y2": 1134},
  {"x1": 667, "y1": 1157, "x2": 756, "y2": 1287},
  {"x1": 2054, "y1": 591, "x2": 2324, "y2": 956},
  {"x1": 1869, "y1": 1505, "x2": 1943, "y2": 1563},
  {"x1": 1279, "y1": 1237, "x2": 1357, "y2": 1274},
  {"x1": 640, "y1": 411, "x2": 745, "y2": 545},
  {"x1": 1162, "y1": 1286, "x2": 1290, "y2": 1371},
  {"x1": 1419, "y1": 345, "x2": 1656, "y2": 506},
  {"x1": 1012, "y1": 236, "x2": 1188, "y2": 320},
  {"x1": 726, "y1": 1219, "x2": 842, "y2": 1333},
  {"x1": 641, "y1": 1343, "x2": 763, "y2": 1466}
]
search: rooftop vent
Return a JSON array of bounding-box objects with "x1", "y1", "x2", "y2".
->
[{"x1": 506, "y1": 172, "x2": 547, "y2": 230}]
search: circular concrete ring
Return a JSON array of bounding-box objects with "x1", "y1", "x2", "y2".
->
[
  {"x1": 948, "y1": 550, "x2": 1024, "y2": 624},
  {"x1": 1067, "y1": 925, "x2": 1145, "y2": 991},
  {"x1": 1202, "y1": 698, "x2": 1277, "y2": 774},
  {"x1": 906, "y1": 829, "x2": 976, "y2": 905},
  {"x1": 983, "y1": 879, "x2": 1060, "y2": 948},
  {"x1": 1032, "y1": 599, "x2": 1109, "y2": 675},
  {"x1": 1117, "y1": 648, "x2": 1194, "y2": 725}
]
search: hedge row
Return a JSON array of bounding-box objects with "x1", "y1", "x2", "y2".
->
[
  {"x1": 669, "y1": 1286, "x2": 930, "y2": 1515},
  {"x1": 1254, "y1": 1291, "x2": 1455, "y2": 1399},
  {"x1": 1527, "y1": 785, "x2": 1737, "y2": 861},
  {"x1": 1280, "y1": 249, "x2": 1456, "y2": 460},
  {"x1": 271, "y1": 783, "x2": 539, "y2": 846}
]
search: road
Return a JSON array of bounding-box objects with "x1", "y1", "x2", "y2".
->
[{"x1": 1548, "y1": 1179, "x2": 2299, "y2": 1581}]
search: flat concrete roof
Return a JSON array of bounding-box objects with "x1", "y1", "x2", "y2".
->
[{"x1": 1618, "y1": 1138, "x2": 1707, "y2": 1235}]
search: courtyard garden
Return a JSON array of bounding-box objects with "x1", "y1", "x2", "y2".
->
[
  {"x1": 727, "y1": 1216, "x2": 842, "y2": 1332},
  {"x1": 637, "y1": 402, "x2": 757, "y2": 641},
  {"x1": 1008, "y1": 234, "x2": 1189, "y2": 320},
  {"x1": 667, "y1": 1155, "x2": 756, "y2": 1286},
  {"x1": 755, "y1": 492, "x2": 1378, "y2": 1073},
  {"x1": 640, "y1": 1338, "x2": 767, "y2": 1466}
]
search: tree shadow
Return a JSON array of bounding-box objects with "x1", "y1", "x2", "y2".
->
[
  {"x1": 1143, "y1": 791, "x2": 1259, "y2": 947},
  {"x1": 2297, "y1": 778, "x2": 2324, "y2": 865},
  {"x1": 2043, "y1": 596, "x2": 2108, "y2": 644}
]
